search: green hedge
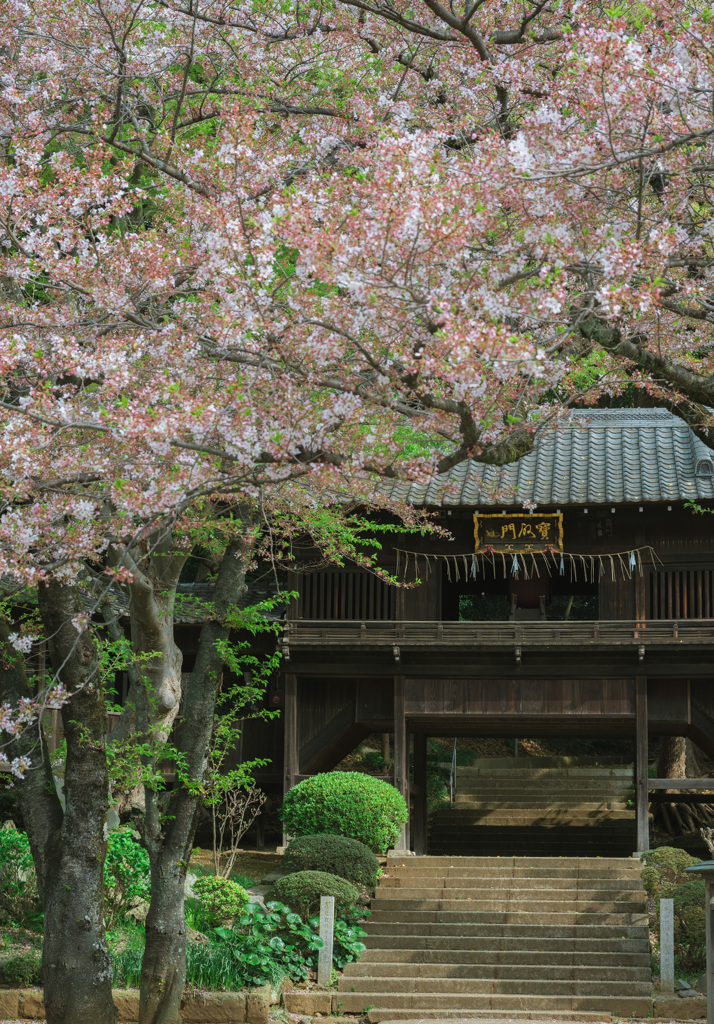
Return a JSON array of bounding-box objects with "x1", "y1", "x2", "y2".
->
[
  {"x1": 270, "y1": 871, "x2": 359, "y2": 920},
  {"x1": 642, "y1": 846, "x2": 705, "y2": 973},
  {"x1": 283, "y1": 834, "x2": 380, "y2": 890},
  {"x1": 280, "y1": 772, "x2": 408, "y2": 853}
]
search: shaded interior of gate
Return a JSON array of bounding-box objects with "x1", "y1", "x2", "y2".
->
[{"x1": 282, "y1": 675, "x2": 714, "y2": 854}]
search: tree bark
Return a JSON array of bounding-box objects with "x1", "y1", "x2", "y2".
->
[
  {"x1": 38, "y1": 581, "x2": 117, "y2": 1024},
  {"x1": 656, "y1": 735, "x2": 714, "y2": 832},
  {"x1": 0, "y1": 616, "x2": 63, "y2": 895},
  {"x1": 138, "y1": 535, "x2": 252, "y2": 1024},
  {"x1": 658, "y1": 735, "x2": 686, "y2": 780}
]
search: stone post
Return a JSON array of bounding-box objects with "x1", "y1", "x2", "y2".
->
[
  {"x1": 660, "y1": 897, "x2": 674, "y2": 993},
  {"x1": 317, "y1": 896, "x2": 335, "y2": 987}
]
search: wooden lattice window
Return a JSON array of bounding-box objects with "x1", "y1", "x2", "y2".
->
[
  {"x1": 647, "y1": 568, "x2": 714, "y2": 619},
  {"x1": 296, "y1": 570, "x2": 396, "y2": 620}
]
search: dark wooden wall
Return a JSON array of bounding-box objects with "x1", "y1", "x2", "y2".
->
[{"x1": 405, "y1": 678, "x2": 635, "y2": 718}]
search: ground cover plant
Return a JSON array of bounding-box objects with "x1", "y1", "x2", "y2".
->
[
  {"x1": 281, "y1": 773, "x2": 408, "y2": 854},
  {"x1": 109, "y1": 899, "x2": 367, "y2": 991}
]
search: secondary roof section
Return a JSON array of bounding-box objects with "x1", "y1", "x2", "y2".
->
[{"x1": 388, "y1": 408, "x2": 714, "y2": 507}]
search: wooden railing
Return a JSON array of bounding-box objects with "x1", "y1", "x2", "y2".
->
[{"x1": 286, "y1": 619, "x2": 714, "y2": 647}]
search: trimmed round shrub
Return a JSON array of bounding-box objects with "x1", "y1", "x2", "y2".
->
[
  {"x1": 193, "y1": 875, "x2": 250, "y2": 928},
  {"x1": 270, "y1": 870, "x2": 359, "y2": 920},
  {"x1": 283, "y1": 834, "x2": 380, "y2": 891},
  {"x1": 280, "y1": 772, "x2": 408, "y2": 854},
  {"x1": 641, "y1": 846, "x2": 701, "y2": 900},
  {"x1": 3, "y1": 951, "x2": 43, "y2": 987}
]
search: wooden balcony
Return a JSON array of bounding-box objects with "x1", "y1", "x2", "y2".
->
[{"x1": 286, "y1": 618, "x2": 714, "y2": 649}]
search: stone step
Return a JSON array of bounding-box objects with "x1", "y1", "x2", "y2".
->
[
  {"x1": 364, "y1": 923, "x2": 649, "y2": 938},
  {"x1": 369, "y1": 1013, "x2": 615, "y2": 1022},
  {"x1": 385, "y1": 856, "x2": 640, "y2": 868},
  {"x1": 431, "y1": 825, "x2": 635, "y2": 836},
  {"x1": 342, "y1": 962, "x2": 649, "y2": 981},
  {"x1": 367, "y1": 911, "x2": 648, "y2": 926},
  {"x1": 456, "y1": 769, "x2": 633, "y2": 775},
  {"x1": 362, "y1": 932, "x2": 649, "y2": 949},
  {"x1": 339, "y1": 977, "x2": 652, "y2": 996},
  {"x1": 355, "y1": 949, "x2": 651, "y2": 967},
  {"x1": 336, "y1": 993, "x2": 653, "y2": 1015},
  {"x1": 379, "y1": 875, "x2": 645, "y2": 890},
  {"x1": 443, "y1": 803, "x2": 632, "y2": 812},
  {"x1": 382, "y1": 866, "x2": 641, "y2": 879},
  {"x1": 374, "y1": 889, "x2": 647, "y2": 904},
  {"x1": 371, "y1": 897, "x2": 646, "y2": 913},
  {"x1": 427, "y1": 846, "x2": 636, "y2": 857}
]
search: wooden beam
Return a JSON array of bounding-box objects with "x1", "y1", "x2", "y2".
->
[
  {"x1": 635, "y1": 674, "x2": 649, "y2": 853},
  {"x1": 394, "y1": 675, "x2": 408, "y2": 852},
  {"x1": 648, "y1": 779, "x2": 714, "y2": 790},
  {"x1": 282, "y1": 672, "x2": 298, "y2": 847},
  {"x1": 649, "y1": 792, "x2": 714, "y2": 803}
]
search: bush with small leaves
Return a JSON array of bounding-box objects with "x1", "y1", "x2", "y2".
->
[
  {"x1": 642, "y1": 846, "x2": 705, "y2": 974},
  {"x1": 283, "y1": 834, "x2": 380, "y2": 891},
  {"x1": 270, "y1": 870, "x2": 359, "y2": 920},
  {"x1": 192, "y1": 875, "x2": 250, "y2": 929},
  {"x1": 104, "y1": 829, "x2": 151, "y2": 929},
  {"x1": 280, "y1": 772, "x2": 408, "y2": 853},
  {"x1": 3, "y1": 951, "x2": 43, "y2": 987},
  {"x1": 0, "y1": 823, "x2": 41, "y2": 924},
  {"x1": 641, "y1": 846, "x2": 701, "y2": 900}
]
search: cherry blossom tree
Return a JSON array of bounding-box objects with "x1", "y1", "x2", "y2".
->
[{"x1": 1, "y1": 0, "x2": 714, "y2": 1021}]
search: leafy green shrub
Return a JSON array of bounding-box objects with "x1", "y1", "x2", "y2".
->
[
  {"x1": 280, "y1": 772, "x2": 408, "y2": 853},
  {"x1": 283, "y1": 834, "x2": 380, "y2": 891},
  {"x1": 191, "y1": 876, "x2": 250, "y2": 929},
  {"x1": 660, "y1": 878, "x2": 707, "y2": 972},
  {"x1": 0, "y1": 823, "x2": 41, "y2": 924},
  {"x1": 3, "y1": 950, "x2": 43, "y2": 987},
  {"x1": 641, "y1": 846, "x2": 701, "y2": 900},
  {"x1": 270, "y1": 870, "x2": 359, "y2": 920},
  {"x1": 110, "y1": 901, "x2": 367, "y2": 991},
  {"x1": 362, "y1": 750, "x2": 387, "y2": 771},
  {"x1": 104, "y1": 829, "x2": 151, "y2": 929},
  {"x1": 642, "y1": 846, "x2": 705, "y2": 974}
]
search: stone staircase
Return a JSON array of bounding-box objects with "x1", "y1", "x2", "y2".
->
[
  {"x1": 429, "y1": 760, "x2": 635, "y2": 857},
  {"x1": 338, "y1": 855, "x2": 652, "y2": 1021}
]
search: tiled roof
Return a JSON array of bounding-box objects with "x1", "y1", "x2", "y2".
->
[{"x1": 388, "y1": 408, "x2": 714, "y2": 507}]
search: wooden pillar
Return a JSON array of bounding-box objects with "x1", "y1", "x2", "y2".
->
[
  {"x1": 394, "y1": 674, "x2": 408, "y2": 851},
  {"x1": 412, "y1": 732, "x2": 428, "y2": 855},
  {"x1": 635, "y1": 674, "x2": 649, "y2": 853},
  {"x1": 282, "y1": 672, "x2": 298, "y2": 847}
]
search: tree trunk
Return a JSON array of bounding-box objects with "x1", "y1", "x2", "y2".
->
[
  {"x1": 38, "y1": 581, "x2": 118, "y2": 1024},
  {"x1": 139, "y1": 840, "x2": 189, "y2": 1024},
  {"x1": 658, "y1": 736, "x2": 686, "y2": 779},
  {"x1": 0, "y1": 617, "x2": 63, "y2": 895},
  {"x1": 655, "y1": 735, "x2": 714, "y2": 833},
  {"x1": 138, "y1": 536, "x2": 252, "y2": 1024}
]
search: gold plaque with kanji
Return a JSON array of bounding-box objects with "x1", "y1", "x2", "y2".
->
[{"x1": 474, "y1": 513, "x2": 564, "y2": 553}]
